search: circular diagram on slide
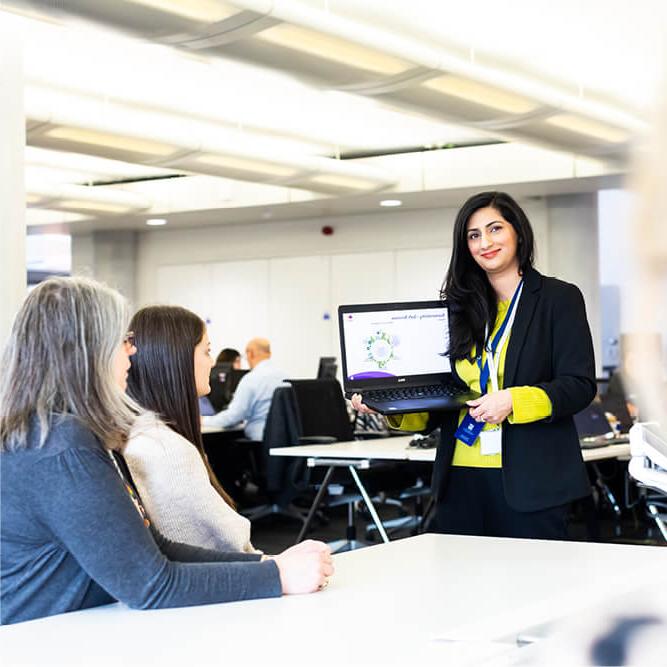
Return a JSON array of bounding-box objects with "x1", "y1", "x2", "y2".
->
[{"x1": 365, "y1": 331, "x2": 396, "y2": 369}]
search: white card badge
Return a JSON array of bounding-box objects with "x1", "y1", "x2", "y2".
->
[{"x1": 480, "y1": 427, "x2": 502, "y2": 456}]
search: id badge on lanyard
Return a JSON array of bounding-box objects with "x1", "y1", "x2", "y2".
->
[{"x1": 454, "y1": 281, "x2": 523, "y2": 453}]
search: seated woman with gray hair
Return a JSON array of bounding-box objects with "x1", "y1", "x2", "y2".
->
[{"x1": 0, "y1": 277, "x2": 333, "y2": 625}]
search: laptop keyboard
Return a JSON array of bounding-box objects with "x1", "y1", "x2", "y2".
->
[{"x1": 365, "y1": 384, "x2": 466, "y2": 403}]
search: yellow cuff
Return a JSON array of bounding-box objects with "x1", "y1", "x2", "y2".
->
[
  {"x1": 386, "y1": 412, "x2": 429, "y2": 432},
  {"x1": 508, "y1": 386, "x2": 552, "y2": 424}
]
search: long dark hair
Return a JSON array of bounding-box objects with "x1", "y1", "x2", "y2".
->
[
  {"x1": 126, "y1": 305, "x2": 235, "y2": 508},
  {"x1": 216, "y1": 348, "x2": 240, "y2": 365},
  {"x1": 442, "y1": 191, "x2": 535, "y2": 361}
]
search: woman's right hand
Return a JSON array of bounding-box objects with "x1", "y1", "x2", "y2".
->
[
  {"x1": 350, "y1": 393, "x2": 378, "y2": 415},
  {"x1": 271, "y1": 540, "x2": 334, "y2": 595}
]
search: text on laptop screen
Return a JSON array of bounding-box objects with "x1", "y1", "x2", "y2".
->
[{"x1": 342, "y1": 307, "x2": 451, "y2": 381}]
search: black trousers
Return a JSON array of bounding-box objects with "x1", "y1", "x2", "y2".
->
[{"x1": 434, "y1": 466, "x2": 568, "y2": 540}]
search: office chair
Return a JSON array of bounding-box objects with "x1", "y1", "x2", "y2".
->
[
  {"x1": 207, "y1": 363, "x2": 249, "y2": 412},
  {"x1": 287, "y1": 379, "x2": 419, "y2": 551},
  {"x1": 316, "y1": 356, "x2": 338, "y2": 380},
  {"x1": 240, "y1": 386, "x2": 312, "y2": 525}
]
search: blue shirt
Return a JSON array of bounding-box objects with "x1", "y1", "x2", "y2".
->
[
  {"x1": 202, "y1": 359, "x2": 287, "y2": 441},
  {"x1": 0, "y1": 415, "x2": 280, "y2": 625}
]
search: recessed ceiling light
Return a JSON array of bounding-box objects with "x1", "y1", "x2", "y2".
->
[
  {"x1": 146, "y1": 218, "x2": 167, "y2": 226},
  {"x1": 380, "y1": 199, "x2": 403, "y2": 207}
]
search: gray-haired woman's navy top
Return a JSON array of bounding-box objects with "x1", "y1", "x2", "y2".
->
[{"x1": 0, "y1": 415, "x2": 281, "y2": 625}]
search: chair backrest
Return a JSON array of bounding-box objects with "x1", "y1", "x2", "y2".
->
[
  {"x1": 207, "y1": 364, "x2": 249, "y2": 412},
  {"x1": 261, "y1": 385, "x2": 304, "y2": 494},
  {"x1": 316, "y1": 357, "x2": 337, "y2": 380},
  {"x1": 287, "y1": 379, "x2": 354, "y2": 442}
]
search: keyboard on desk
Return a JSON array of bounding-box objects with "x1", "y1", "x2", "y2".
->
[{"x1": 580, "y1": 435, "x2": 630, "y2": 449}]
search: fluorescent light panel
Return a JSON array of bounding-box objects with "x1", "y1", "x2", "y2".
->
[
  {"x1": 256, "y1": 23, "x2": 411, "y2": 76},
  {"x1": 544, "y1": 114, "x2": 630, "y2": 143},
  {"x1": 123, "y1": 0, "x2": 238, "y2": 22},
  {"x1": 57, "y1": 200, "x2": 133, "y2": 213},
  {"x1": 195, "y1": 154, "x2": 297, "y2": 178},
  {"x1": 25, "y1": 147, "x2": 174, "y2": 180},
  {"x1": 308, "y1": 174, "x2": 379, "y2": 190},
  {"x1": 26, "y1": 209, "x2": 89, "y2": 226},
  {"x1": 44, "y1": 127, "x2": 177, "y2": 157},
  {"x1": 423, "y1": 75, "x2": 538, "y2": 115}
]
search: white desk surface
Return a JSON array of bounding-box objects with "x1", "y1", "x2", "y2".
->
[
  {"x1": 271, "y1": 435, "x2": 630, "y2": 464},
  {"x1": 2, "y1": 534, "x2": 664, "y2": 667}
]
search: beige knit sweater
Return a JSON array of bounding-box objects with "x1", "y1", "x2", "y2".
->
[{"x1": 125, "y1": 416, "x2": 256, "y2": 553}]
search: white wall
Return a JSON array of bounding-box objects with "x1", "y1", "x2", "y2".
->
[
  {"x1": 546, "y1": 193, "x2": 601, "y2": 373},
  {"x1": 71, "y1": 195, "x2": 603, "y2": 379},
  {"x1": 598, "y1": 189, "x2": 639, "y2": 331},
  {"x1": 598, "y1": 188, "x2": 667, "y2": 367},
  {"x1": 72, "y1": 230, "x2": 138, "y2": 304},
  {"x1": 131, "y1": 200, "x2": 550, "y2": 377},
  {"x1": 0, "y1": 23, "x2": 26, "y2": 343}
]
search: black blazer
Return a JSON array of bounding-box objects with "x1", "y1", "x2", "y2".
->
[{"x1": 431, "y1": 267, "x2": 596, "y2": 512}]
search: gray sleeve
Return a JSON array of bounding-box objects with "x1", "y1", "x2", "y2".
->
[
  {"x1": 31, "y1": 447, "x2": 281, "y2": 610},
  {"x1": 151, "y1": 528, "x2": 260, "y2": 563}
]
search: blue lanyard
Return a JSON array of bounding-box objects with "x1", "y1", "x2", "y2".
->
[{"x1": 477, "y1": 280, "x2": 523, "y2": 394}]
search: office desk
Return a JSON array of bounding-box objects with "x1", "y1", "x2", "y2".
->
[
  {"x1": 271, "y1": 436, "x2": 630, "y2": 465},
  {"x1": 1, "y1": 534, "x2": 665, "y2": 667},
  {"x1": 271, "y1": 437, "x2": 632, "y2": 542}
]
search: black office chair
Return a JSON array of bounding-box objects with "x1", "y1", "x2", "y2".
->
[
  {"x1": 288, "y1": 378, "x2": 354, "y2": 442},
  {"x1": 240, "y1": 385, "x2": 327, "y2": 525},
  {"x1": 287, "y1": 379, "x2": 421, "y2": 550},
  {"x1": 207, "y1": 363, "x2": 249, "y2": 412}
]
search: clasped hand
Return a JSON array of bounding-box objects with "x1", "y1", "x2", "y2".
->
[{"x1": 466, "y1": 389, "x2": 513, "y2": 425}]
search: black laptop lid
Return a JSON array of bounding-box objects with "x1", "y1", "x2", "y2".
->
[
  {"x1": 574, "y1": 403, "x2": 613, "y2": 438},
  {"x1": 338, "y1": 301, "x2": 451, "y2": 391}
]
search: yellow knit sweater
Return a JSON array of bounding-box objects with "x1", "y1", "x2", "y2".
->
[{"x1": 387, "y1": 299, "x2": 552, "y2": 468}]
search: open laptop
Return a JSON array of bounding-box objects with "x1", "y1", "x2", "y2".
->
[
  {"x1": 575, "y1": 402, "x2": 629, "y2": 448},
  {"x1": 338, "y1": 300, "x2": 479, "y2": 414}
]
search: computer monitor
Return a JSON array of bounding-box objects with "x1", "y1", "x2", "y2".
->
[
  {"x1": 316, "y1": 356, "x2": 337, "y2": 380},
  {"x1": 207, "y1": 363, "x2": 249, "y2": 412}
]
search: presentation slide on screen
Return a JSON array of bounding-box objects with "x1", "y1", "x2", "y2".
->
[{"x1": 343, "y1": 308, "x2": 451, "y2": 380}]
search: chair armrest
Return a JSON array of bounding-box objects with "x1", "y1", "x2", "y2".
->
[
  {"x1": 298, "y1": 436, "x2": 337, "y2": 445},
  {"x1": 353, "y1": 430, "x2": 389, "y2": 440}
]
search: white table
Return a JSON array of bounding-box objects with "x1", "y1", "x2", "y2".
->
[
  {"x1": 270, "y1": 436, "x2": 632, "y2": 543},
  {"x1": 271, "y1": 435, "x2": 631, "y2": 464},
  {"x1": 1, "y1": 534, "x2": 664, "y2": 667}
]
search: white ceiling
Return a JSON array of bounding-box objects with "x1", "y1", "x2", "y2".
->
[{"x1": 1, "y1": 0, "x2": 662, "y2": 234}]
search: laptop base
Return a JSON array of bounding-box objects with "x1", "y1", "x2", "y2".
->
[{"x1": 363, "y1": 392, "x2": 479, "y2": 415}]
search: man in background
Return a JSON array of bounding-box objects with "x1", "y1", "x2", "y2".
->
[{"x1": 202, "y1": 338, "x2": 286, "y2": 441}]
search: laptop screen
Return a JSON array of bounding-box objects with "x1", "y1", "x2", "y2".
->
[
  {"x1": 574, "y1": 403, "x2": 613, "y2": 438},
  {"x1": 339, "y1": 302, "x2": 451, "y2": 385}
]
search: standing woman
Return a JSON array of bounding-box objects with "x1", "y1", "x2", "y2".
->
[
  {"x1": 124, "y1": 305, "x2": 255, "y2": 553},
  {"x1": 0, "y1": 277, "x2": 332, "y2": 625},
  {"x1": 354, "y1": 191, "x2": 595, "y2": 539}
]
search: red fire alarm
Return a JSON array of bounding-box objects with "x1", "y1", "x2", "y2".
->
[{"x1": 321, "y1": 225, "x2": 334, "y2": 236}]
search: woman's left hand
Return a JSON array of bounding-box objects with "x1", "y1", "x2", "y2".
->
[{"x1": 466, "y1": 390, "x2": 513, "y2": 425}]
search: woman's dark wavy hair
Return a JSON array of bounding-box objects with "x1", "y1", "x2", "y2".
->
[
  {"x1": 126, "y1": 305, "x2": 235, "y2": 508},
  {"x1": 441, "y1": 191, "x2": 535, "y2": 361},
  {"x1": 216, "y1": 348, "x2": 240, "y2": 365}
]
